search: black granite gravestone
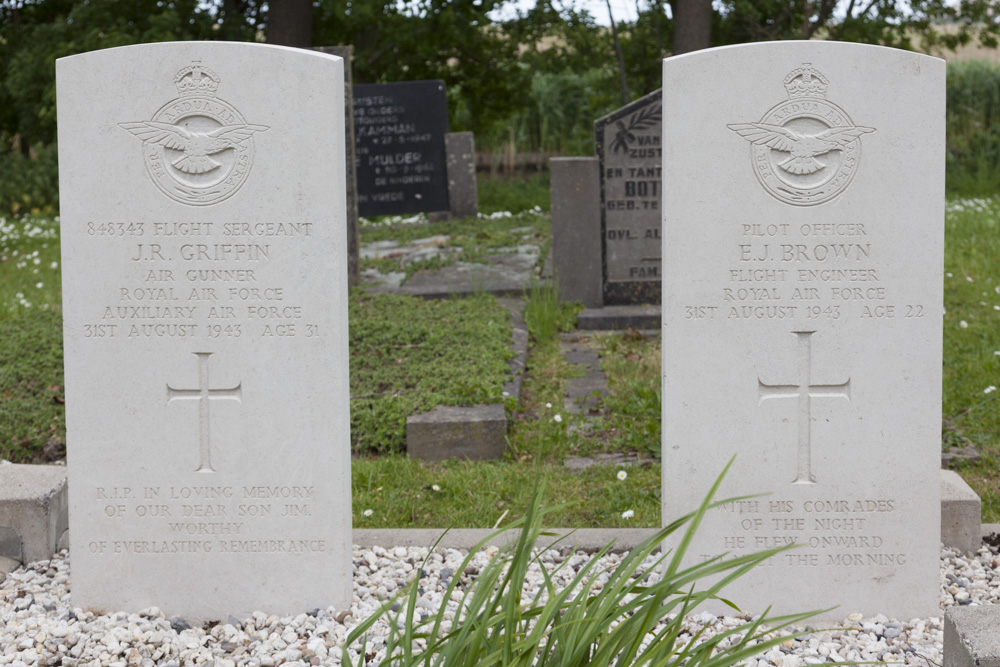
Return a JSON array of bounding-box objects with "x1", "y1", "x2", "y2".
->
[
  {"x1": 353, "y1": 80, "x2": 450, "y2": 216},
  {"x1": 595, "y1": 89, "x2": 662, "y2": 305}
]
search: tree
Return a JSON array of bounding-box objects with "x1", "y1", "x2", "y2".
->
[
  {"x1": 714, "y1": 0, "x2": 1000, "y2": 52},
  {"x1": 266, "y1": 0, "x2": 313, "y2": 47},
  {"x1": 0, "y1": 0, "x2": 231, "y2": 149},
  {"x1": 672, "y1": 0, "x2": 712, "y2": 54},
  {"x1": 314, "y1": 0, "x2": 527, "y2": 139}
]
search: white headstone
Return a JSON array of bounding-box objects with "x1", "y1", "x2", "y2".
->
[
  {"x1": 661, "y1": 42, "x2": 943, "y2": 619},
  {"x1": 57, "y1": 42, "x2": 351, "y2": 621}
]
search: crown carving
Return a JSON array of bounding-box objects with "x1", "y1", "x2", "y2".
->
[
  {"x1": 173, "y1": 62, "x2": 220, "y2": 97},
  {"x1": 783, "y1": 64, "x2": 828, "y2": 100}
]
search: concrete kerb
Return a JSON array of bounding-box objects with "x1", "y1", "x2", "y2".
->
[
  {"x1": 0, "y1": 468, "x2": 988, "y2": 567},
  {"x1": 405, "y1": 298, "x2": 528, "y2": 460}
]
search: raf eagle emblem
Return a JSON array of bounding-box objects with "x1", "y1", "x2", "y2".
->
[
  {"x1": 727, "y1": 123, "x2": 875, "y2": 176},
  {"x1": 727, "y1": 63, "x2": 876, "y2": 206},
  {"x1": 119, "y1": 121, "x2": 269, "y2": 175}
]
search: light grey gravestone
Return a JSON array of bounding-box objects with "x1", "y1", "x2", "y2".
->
[
  {"x1": 661, "y1": 42, "x2": 944, "y2": 619},
  {"x1": 56, "y1": 42, "x2": 352, "y2": 621},
  {"x1": 595, "y1": 89, "x2": 662, "y2": 306}
]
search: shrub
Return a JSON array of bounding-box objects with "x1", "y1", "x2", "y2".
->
[
  {"x1": 0, "y1": 144, "x2": 59, "y2": 216},
  {"x1": 947, "y1": 59, "x2": 1000, "y2": 195}
]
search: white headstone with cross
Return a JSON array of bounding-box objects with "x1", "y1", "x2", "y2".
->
[
  {"x1": 57, "y1": 42, "x2": 351, "y2": 621},
  {"x1": 661, "y1": 42, "x2": 944, "y2": 619}
]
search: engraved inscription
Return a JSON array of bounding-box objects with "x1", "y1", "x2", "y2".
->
[
  {"x1": 705, "y1": 497, "x2": 901, "y2": 568},
  {"x1": 728, "y1": 64, "x2": 875, "y2": 206},
  {"x1": 87, "y1": 483, "x2": 323, "y2": 557},
  {"x1": 120, "y1": 62, "x2": 269, "y2": 206},
  {"x1": 167, "y1": 352, "x2": 242, "y2": 473},
  {"x1": 598, "y1": 92, "x2": 663, "y2": 292},
  {"x1": 758, "y1": 331, "x2": 851, "y2": 484}
]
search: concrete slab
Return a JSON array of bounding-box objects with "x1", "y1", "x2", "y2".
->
[
  {"x1": 0, "y1": 464, "x2": 68, "y2": 563},
  {"x1": 353, "y1": 527, "x2": 660, "y2": 552},
  {"x1": 943, "y1": 469, "x2": 982, "y2": 554},
  {"x1": 407, "y1": 404, "x2": 507, "y2": 461},
  {"x1": 945, "y1": 605, "x2": 1000, "y2": 667},
  {"x1": 577, "y1": 305, "x2": 660, "y2": 330}
]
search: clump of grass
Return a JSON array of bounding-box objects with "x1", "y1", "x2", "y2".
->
[
  {"x1": 523, "y1": 280, "x2": 577, "y2": 343},
  {"x1": 359, "y1": 209, "x2": 550, "y2": 279},
  {"x1": 345, "y1": 460, "x2": 822, "y2": 667}
]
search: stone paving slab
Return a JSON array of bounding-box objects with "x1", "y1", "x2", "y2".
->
[{"x1": 559, "y1": 333, "x2": 607, "y2": 416}]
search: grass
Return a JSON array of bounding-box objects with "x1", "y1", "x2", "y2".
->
[
  {"x1": 353, "y1": 456, "x2": 660, "y2": 529},
  {"x1": 0, "y1": 215, "x2": 65, "y2": 463},
  {"x1": 350, "y1": 291, "x2": 514, "y2": 455},
  {"x1": 0, "y1": 216, "x2": 62, "y2": 313},
  {"x1": 477, "y1": 171, "x2": 551, "y2": 214},
  {"x1": 939, "y1": 196, "x2": 1000, "y2": 520}
]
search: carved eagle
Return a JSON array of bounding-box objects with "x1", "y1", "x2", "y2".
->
[
  {"x1": 119, "y1": 122, "x2": 269, "y2": 174},
  {"x1": 727, "y1": 123, "x2": 875, "y2": 175}
]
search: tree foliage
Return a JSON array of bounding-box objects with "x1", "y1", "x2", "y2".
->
[{"x1": 3, "y1": 0, "x2": 1000, "y2": 211}]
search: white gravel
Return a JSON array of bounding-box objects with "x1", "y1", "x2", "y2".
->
[{"x1": 1, "y1": 542, "x2": 996, "y2": 666}]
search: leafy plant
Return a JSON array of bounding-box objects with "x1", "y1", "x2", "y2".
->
[{"x1": 344, "y1": 459, "x2": 823, "y2": 666}]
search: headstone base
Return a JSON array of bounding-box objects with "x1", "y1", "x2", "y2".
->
[
  {"x1": 945, "y1": 606, "x2": 1000, "y2": 667},
  {"x1": 942, "y1": 470, "x2": 982, "y2": 554},
  {"x1": 0, "y1": 464, "x2": 68, "y2": 563}
]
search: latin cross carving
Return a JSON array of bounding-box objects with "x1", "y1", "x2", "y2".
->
[
  {"x1": 758, "y1": 330, "x2": 850, "y2": 485},
  {"x1": 167, "y1": 352, "x2": 242, "y2": 473}
]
